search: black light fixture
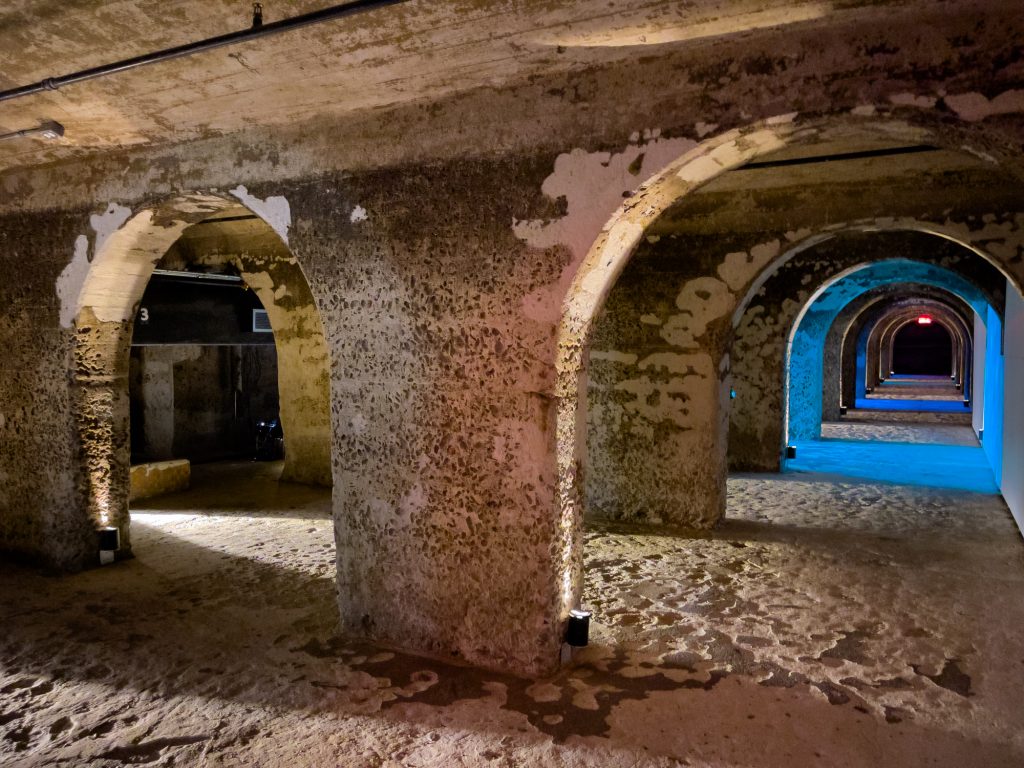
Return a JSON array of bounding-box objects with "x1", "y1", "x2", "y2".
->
[
  {"x1": 839, "y1": 405, "x2": 848, "y2": 416},
  {"x1": 0, "y1": 120, "x2": 64, "y2": 142},
  {"x1": 566, "y1": 609, "x2": 591, "y2": 647},
  {"x1": 785, "y1": 446, "x2": 797, "y2": 459},
  {"x1": 98, "y1": 526, "x2": 120, "y2": 565}
]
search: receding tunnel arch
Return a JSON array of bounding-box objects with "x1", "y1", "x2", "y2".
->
[
  {"x1": 892, "y1": 319, "x2": 955, "y2": 376},
  {"x1": 866, "y1": 302, "x2": 972, "y2": 397},
  {"x1": 71, "y1": 193, "x2": 331, "y2": 558},
  {"x1": 878, "y1": 311, "x2": 962, "y2": 379},
  {"x1": 831, "y1": 287, "x2": 980, "y2": 418},
  {"x1": 892, "y1": 318, "x2": 954, "y2": 376},
  {"x1": 731, "y1": 235, "x2": 994, "y2": 469},
  {"x1": 732, "y1": 234, "x2": 1000, "y2": 470},
  {"x1": 556, "y1": 112, "x2": 1024, "y2": 627},
  {"x1": 782, "y1": 257, "x2": 988, "y2": 449}
]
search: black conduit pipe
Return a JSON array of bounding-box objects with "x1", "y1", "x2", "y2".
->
[{"x1": 0, "y1": 0, "x2": 409, "y2": 104}]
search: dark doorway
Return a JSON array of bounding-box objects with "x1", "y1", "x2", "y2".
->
[
  {"x1": 129, "y1": 272, "x2": 281, "y2": 465},
  {"x1": 892, "y1": 321, "x2": 953, "y2": 376}
]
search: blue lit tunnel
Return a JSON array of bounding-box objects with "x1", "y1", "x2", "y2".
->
[{"x1": 782, "y1": 257, "x2": 1005, "y2": 493}]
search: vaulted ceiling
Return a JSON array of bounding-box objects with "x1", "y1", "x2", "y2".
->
[{"x1": 0, "y1": 0, "x2": 970, "y2": 171}]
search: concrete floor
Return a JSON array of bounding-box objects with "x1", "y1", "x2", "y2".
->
[
  {"x1": 2, "y1": 452, "x2": 1023, "y2": 767},
  {"x1": 793, "y1": 421, "x2": 997, "y2": 493}
]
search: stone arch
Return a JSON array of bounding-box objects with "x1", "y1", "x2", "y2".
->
[
  {"x1": 730, "y1": 232, "x2": 1002, "y2": 470},
  {"x1": 829, "y1": 287, "x2": 978, "y2": 418},
  {"x1": 782, "y1": 257, "x2": 990, "y2": 448},
  {"x1": 870, "y1": 304, "x2": 970, "y2": 389},
  {"x1": 71, "y1": 193, "x2": 331, "y2": 559},
  {"x1": 884, "y1": 314, "x2": 959, "y2": 376},
  {"x1": 556, "y1": 111, "x2": 1024, "y2": 618}
]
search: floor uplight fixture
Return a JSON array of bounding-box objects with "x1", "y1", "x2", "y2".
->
[{"x1": 566, "y1": 609, "x2": 591, "y2": 647}]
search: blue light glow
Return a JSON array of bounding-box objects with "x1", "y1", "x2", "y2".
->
[
  {"x1": 786, "y1": 438, "x2": 998, "y2": 494},
  {"x1": 852, "y1": 398, "x2": 970, "y2": 412},
  {"x1": 786, "y1": 259, "x2": 987, "y2": 442},
  {"x1": 982, "y1": 304, "x2": 1004, "y2": 485}
]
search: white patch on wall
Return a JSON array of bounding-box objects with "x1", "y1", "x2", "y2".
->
[
  {"x1": 717, "y1": 240, "x2": 781, "y2": 292},
  {"x1": 350, "y1": 413, "x2": 368, "y2": 435},
  {"x1": 889, "y1": 92, "x2": 938, "y2": 109},
  {"x1": 960, "y1": 145, "x2": 998, "y2": 164},
  {"x1": 590, "y1": 350, "x2": 639, "y2": 365},
  {"x1": 350, "y1": 205, "x2": 368, "y2": 223},
  {"x1": 91, "y1": 203, "x2": 133, "y2": 260},
  {"x1": 512, "y1": 133, "x2": 699, "y2": 323},
  {"x1": 944, "y1": 89, "x2": 1024, "y2": 122},
  {"x1": 56, "y1": 202, "x2": 133, "y2": 328},
  {"x1": 57, "y1": 236, "x2": 92, "y2": 329},
  {"x1": 397, "y1": 483, "x2": 427, "y2": 528},
  {"x1": 230, "y1": 185, "x2": 292, "y2": 244},
  {"x1": 695, "y1": 122, "x2": 719, "y2": 138},
  {"x1": 660, "y1": 277, "x2": 733, "y2": 349},
  {"x1": 243, "y1": 271, "x2": 275, "y2": 295},
  {"x1": 492, "y1": 435, "x2": 507, "y2": 462},
  {"x1": 612, "y1": 352, "x2": 714, "y2": 428}
]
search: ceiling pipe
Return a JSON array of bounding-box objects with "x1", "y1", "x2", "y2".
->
[{"x1": 0, "y1": 0, "x2": 409, "y2": 104}]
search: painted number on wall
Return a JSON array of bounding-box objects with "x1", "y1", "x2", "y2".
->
[{"x1": 139, "y1": 307, "x2": 150, "y2": 324}]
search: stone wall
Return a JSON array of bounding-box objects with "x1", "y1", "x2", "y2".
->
[
  {"x1": 0, "y1": 209, "x2": 92, "y2": 569},
  {"x1": 2, "y1": 1, "x2": 1024, "y2": 674}
]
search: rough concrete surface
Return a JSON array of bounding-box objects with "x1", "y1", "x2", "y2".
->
[
  {"x1": 128, "y1": 459, "x2": 190, "y2": 502},
  {"x1": 5, "y1": 0, "x2": 1024, "y2": 683},
  {"x1": 821, "y1": 420, "x2": 979, "y2": 446},
  {"x1": 2, "y1": 455, "x2": 1022, "y2": 767}
]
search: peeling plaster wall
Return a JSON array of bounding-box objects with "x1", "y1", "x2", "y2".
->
[
  {"x1": 586, "y1": 256, "x2": 726, "y2": 526},
  {"x1": 3, "y1": 1, "x2": 1024, "y2": 676}
]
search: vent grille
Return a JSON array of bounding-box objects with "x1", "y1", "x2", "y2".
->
[{"x1": 252, "y1": 309, "x2": 272, "y2": 333}]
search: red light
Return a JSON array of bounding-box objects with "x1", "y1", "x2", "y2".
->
[{"x1": 917, "y1": 315, "x2": 933, "y2": 325}]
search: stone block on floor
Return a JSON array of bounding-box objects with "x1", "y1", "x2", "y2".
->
[{"x1": 129, "y1": 459, "x2": 190, "y2": 501}]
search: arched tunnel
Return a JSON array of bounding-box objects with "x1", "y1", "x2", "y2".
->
[{"x1": 4, "y1": 4, "x2": 1024, "y2": 766}]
